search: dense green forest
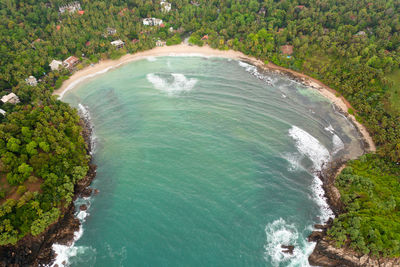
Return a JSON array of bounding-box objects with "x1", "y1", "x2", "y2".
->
[{"x1": 0, "y1": 0, "x2": 399, "y2": 258}]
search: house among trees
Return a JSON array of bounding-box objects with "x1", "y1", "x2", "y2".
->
[
  {"x1": 160, "y1": 0, "x2": 171, "y2": 12},
  {"x1": 156, "y1": 40, "x2": 166, "y2": 47},
  {"x1": 201, "y1": 35, "x2": 209, "y2": 40},
  {"x1": 280, "y1": 45, "x2": 294, "y2": 55},
  {"x1": 191, "y1": 1, "x2": 200, "y2": 6},
  {"x1": 25, "y1": 76, "x2": 38, "y2": 86},
  {"x1": 111, "y1": 40, "x2": 125, "y2": 49},
  {"x1": 0, "y1": 109, "x2": 6, "y2": 116},
  {"x1": 143, "y1": 18, "x2": 163, "y2": 26},
  {"x1": 1, "y1": 93, "x2": 20, "y2": 104},
  {"x1": 63, "y1": 56, "x2": 79, "y2": 70},
  {"x1": 59, "y1": 1, "x2": 81, "y2": 14},
  {"x1": 49, "y1": 59, "x2": 63, "y2": 71},
  {"x1": 356, "y1": 31, "x2": 367, "y2": 36},
  {"x1": 107, "y1": 27, "x2": 117, "y2": 35}
]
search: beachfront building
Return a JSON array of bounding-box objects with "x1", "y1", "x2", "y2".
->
[
  {"x1": 1, "y1": 93, "x2": 20, "y2": 104},
  {"x1": 156, "y1": 40, "x2": 166, "y2": 47},
  {"x1": 63, "y1": 56, "x2": 80, "y2": 70},
  {"x1": 160, "y1": 0, "x2": 171, "y2": 12},
  {"x1": 0, "y1": 109, "x2": 6, "y2": 116},
  {"x1": 280, "y1": 44, "x2": 294, "y2": 56},
  {"x1": 59, "y1": 2, "x2": 81, "y2": 13},
  {"x1": 49, "y1": 59, "x2": 63, "y2": 71},
  {"x1": 25, "y1": 76, "x2": 38, "y2": 86},
  {"x1": 143, "y1": 18, "x2": 163, "y2": 26},
  {"x1": 111, "y1": 40, "x2": 125, "y2": 49}
]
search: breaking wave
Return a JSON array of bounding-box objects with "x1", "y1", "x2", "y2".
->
[
  {"x1": 264, "y1": 218, "x2": 316, "y2": 267},
  {"x1": 324, "y1": 125, "x2": 344, "y2": 154},
  {"x1": 51, "y1": 198, "x2": 93, "y2": 267},
  {"x1": 146, "y1": 73, "x2": 198, "y2": 94}
]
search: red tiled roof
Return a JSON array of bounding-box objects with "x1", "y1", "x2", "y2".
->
[{"x1": 78, "y1": 10, "x2": 85, "y2": 15}]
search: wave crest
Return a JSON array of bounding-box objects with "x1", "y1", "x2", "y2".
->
[
  {"x1": 288, "y1": 126, "x2": 330, "y2": 171},
  {"x1": 146, "y1": 73, "x2": 197, "y2": 95}
]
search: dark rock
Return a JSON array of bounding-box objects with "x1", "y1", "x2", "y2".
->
[
  {"x1": 308, "y1": 231, "x2": 324, "y2": 242},
  {"x1": 281, "y1": 245, "x2": 294, "y2": 254},
  {"x1": 79, "y1": 204, "x2": 88, "y2": 211},
  {"x1": 80, "y1": 187, "x2": 93, "y2": 198},
  {"x1": 314, "y1": 224, "x2": 327, "y2": 230}
]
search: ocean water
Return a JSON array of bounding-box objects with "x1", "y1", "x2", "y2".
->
[{"x1": 58, "y1": 56, "x2": 363, "y2": 267}]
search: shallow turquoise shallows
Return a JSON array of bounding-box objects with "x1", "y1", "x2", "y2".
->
[{"x1": 61, "y1": 56, "x2": 363, "y2": 267}]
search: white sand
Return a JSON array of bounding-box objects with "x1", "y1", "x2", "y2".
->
[{"x1": 53, "y1": 43, "x2": 375, "y2": 152}]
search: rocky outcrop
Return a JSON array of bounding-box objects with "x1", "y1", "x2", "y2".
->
[
  {"x1": 309, "y1": 238, "x2": 400, "y2": 267},
  {"x1": 308, "y1": 160, "x2": 400, "y2": 267}
]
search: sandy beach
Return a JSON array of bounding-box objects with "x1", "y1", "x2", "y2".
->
[{"x1": 53, "y1": 43, "x2": 375, "y2": 152}]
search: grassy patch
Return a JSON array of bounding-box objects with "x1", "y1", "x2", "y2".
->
[{"x1": 386, "y1": 69, "x2": 400, "y2": 115}]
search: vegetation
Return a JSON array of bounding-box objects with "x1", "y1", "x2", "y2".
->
[
  {"x1": 329, "y1": 155, "x2": 400, "y2": 257},
  {"x1": 0, "y1": 0, "x2": 398, "y2": 257}
]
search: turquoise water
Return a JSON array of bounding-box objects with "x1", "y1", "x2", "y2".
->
[{"x1": 58, "y1": 56, "x2": 363, "y2": 267}]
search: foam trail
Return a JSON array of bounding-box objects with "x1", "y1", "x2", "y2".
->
[
  {"x1": 147, "y1": 56, "x2": 157, "y2": 62},
  {"x1": 264, "y1": 218, "x2": 316, "y2": 267},
  {"x1": 146, "y1": 73, "x2": 197, "y2": 95}
]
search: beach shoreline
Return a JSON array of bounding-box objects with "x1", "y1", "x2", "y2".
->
[{"x1": 53, "y1": 43, "x2": 375, "y2": 153}]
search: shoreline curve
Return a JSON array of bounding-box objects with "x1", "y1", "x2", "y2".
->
[{"x1": 53, "y1": 43, "x2": 375, "y2": 152}]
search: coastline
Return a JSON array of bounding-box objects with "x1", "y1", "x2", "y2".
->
[
  {"x1": 53, "y1": 43, "x2": 375, "y2": 153},
  {"x1": 50, "y1": 43, "x2": 378, "y2": 266},
  {"x1": 0, "y1": 117, "x2": 97, "y2": 267}
]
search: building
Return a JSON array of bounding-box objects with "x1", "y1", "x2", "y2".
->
[
  {"x1": 111, "y1": 40, "x2": 125, "y2": 49},
  {"x1": 356, "y1": 31, "x2": 366, "y2": 36},
  {"x1": 143, "y1": 18, "x2": 163, "y2": 26},
  {"x1": 25, "y1": 76, "x2": 38, "y2": 86},
  {"x1": 1, "y1": 93, "x2": 20, "y2": 104},
  {"x1": 160, "y1": 0, "x2": 171, "y2": 12},
  {"x1": 191, "y1": 1, "x2": 200, "y2": 6},
  {"x1": 280, "y1": 45, "x2": 294, "y2": 55},
  {"x1": 132, "y1": 39, "x2": 139, "y2": 44},
  {"x1": 0, "y1": 109, "x2": 6, "y2": 116},
  {"x1": 156, "y1": 40, "x2": 166, "y2": 47},
  {"x1": 107, "y1": 27, "x2": 117, "y2": 35},
  {"x1": 59, "y1": 1, "x2": 81, "y2": 13},
  {"x1": 201, "y1": 35, "x2": 209, "y2": 40},
  {"x1": 49, "y1": 59, "x2": 63, "y2": 71},
  {"x1": 63, "y1": 56, "x2": 80, "y2": 70}
]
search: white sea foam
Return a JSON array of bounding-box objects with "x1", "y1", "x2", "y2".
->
[
  {"x1": 311, "y1": 174, "x2": 335, "y2": 223},
  {"x1": 264, "y1": 218, "x2": 316, "y2": 267},
  {"x1": 288, "y1": 126, "x2": 330, "y2": 172},
  {"x1": 324, "y1": 125, "x2": 344, "y2": 154},
  {"x1": 282, "y1": 153, "x2": 303, "y2": 172},
  {"x1": 146, "y1": 73, "x2": 197, "y2": 95},
  {"x1": 50, "y1": 198, "x2": 92, "y2": 267},
  {"x1": 238, "y1": 61, "x2": 273, "y2": 85}
]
